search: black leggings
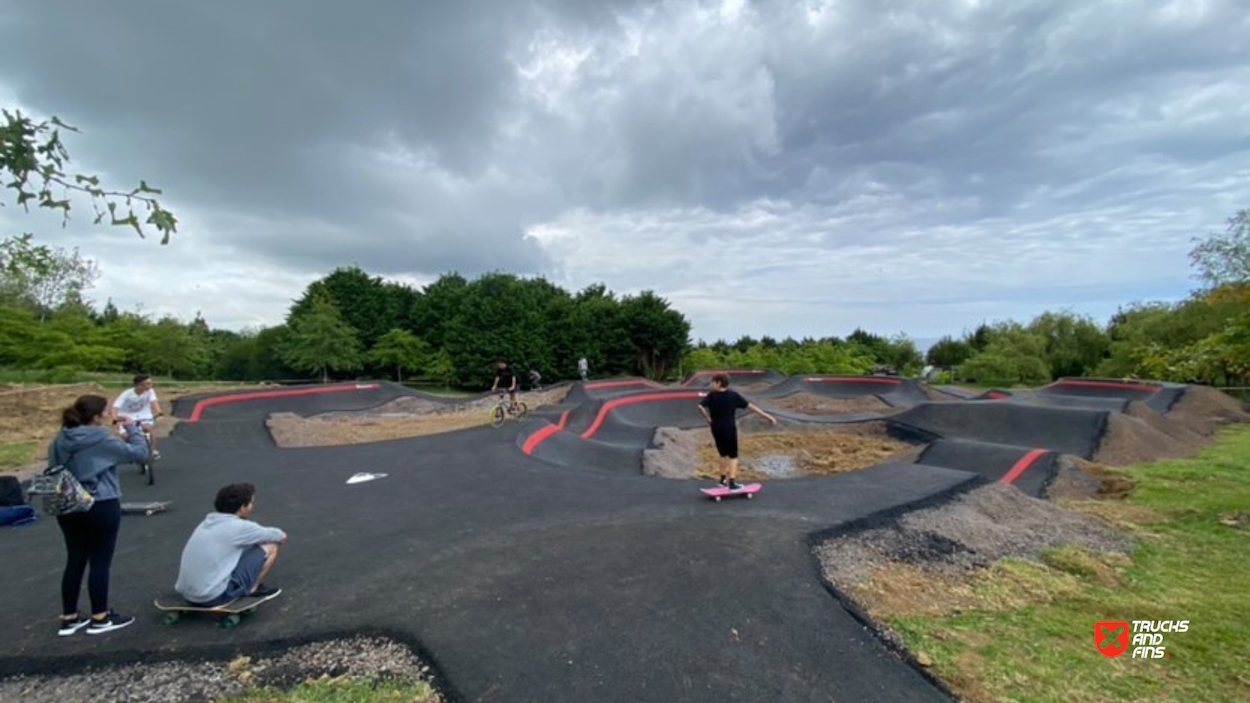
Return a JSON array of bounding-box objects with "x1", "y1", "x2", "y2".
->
[{"x1": 56, "y1": 499, "x2": 122, "y2": 616}]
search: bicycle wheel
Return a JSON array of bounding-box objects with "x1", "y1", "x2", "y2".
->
[
  {"x1": 514, "y1": 401, "x2": 528, "y2": 420},
  {"x1": 489, "y1": 405, "x2": 506, "y2": 428}
]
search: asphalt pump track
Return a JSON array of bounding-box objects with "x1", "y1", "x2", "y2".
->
[{"x1": 0, "y1": 374, "x2": 1211, "y2": 702}]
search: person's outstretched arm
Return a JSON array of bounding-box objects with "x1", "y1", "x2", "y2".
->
[{"x1": 746, "y1": 403, "x2": 777, "y2": 425}]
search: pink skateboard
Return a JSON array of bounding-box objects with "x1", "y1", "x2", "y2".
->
[{"x1": 700, "y1": 482, "x2": 762, "y2": 502}]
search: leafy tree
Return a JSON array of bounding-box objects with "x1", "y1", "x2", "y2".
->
[
  {"x1": 959, "y1": 322, "x2": 1049, "y2": 385},
  {"x1": 1190, "y1": 209, "x2": 1250, "y2": 288},
  {"x1": 368, "y1": 328, "x2": 430, "y2": 383},
  {"x1": 618, "y1": 290, "x2": 691, "y2": 380},
  {"x1": 427, "y1": 348, "x2": 458, "y2": 387},
  {"x1": 283, "y1": 294, "x2": 362, "y2": 382},
  {"x1": 683, "y1": 346, "x2": 722, "y2": 371},
  {"x1": 137, "y1": 316, "x2": 209, "y2": 378},
  {"x1": 926, "y1": 336, "x2": 973, "y2": 367},
  {"x1": 1, "y1": 110, "x2": 177, "y2": 242},
  {"x1": 289, "y1": 267, "x2": 417, "y2": 351},
  {"x1": 0, "y1": 234, "x2": 99, "y2": 319},
  {"x1": 1027, "y1": 311, "x2": 1109, "y2": 379}
]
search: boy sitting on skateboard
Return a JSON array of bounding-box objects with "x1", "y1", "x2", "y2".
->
[
  {"x1": 175, "y1": 483, "x2": 286, "y2": 606},
  {"x1": 697, "y1": 373, "x2": 777, "y2": 490}
]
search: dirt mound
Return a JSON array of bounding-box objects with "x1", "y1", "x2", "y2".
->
[
  {"x1": 770, "y1": 392, "x2": 894, "y2": 415},
  {"x1": 817, "y1": 482, "x2": 1132, "y2": 586},
  {"x1": 1095, "y1": 401, "x2": 1209, "y2": 465},
  {"x1": 321, "y1": 387, "x2": 570, "y2": 418},
  {"x1": 1043, "y1": 456, "x2": 1134, "y2": 501},
  {"x1": 1167, "y1": 385, "x2": 1249, "y2": 435},
  {"x1": 643, "y1": 426, "x2": 916, "y2": 480}
]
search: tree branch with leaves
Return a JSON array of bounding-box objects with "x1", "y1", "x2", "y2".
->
[{"x1": 1, "y1": 109, "x2": 178, "y2": 243}]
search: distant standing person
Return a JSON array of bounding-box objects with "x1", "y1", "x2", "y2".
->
[
  {"x1": 110, "y1": 373, "x2": 163, "y2": 459},
  {"x1": 578, "y1": 356, "x2": 589, "y2": 381},
  {"x1": 51, "y1": 395, "x2": 151, "y2": 636},
  {"x1": 175, "y1": 483, "x2": 285, "y2": 606},
  {"x1": 697, "y1": 373, "x2": 776, "y2": 491}
]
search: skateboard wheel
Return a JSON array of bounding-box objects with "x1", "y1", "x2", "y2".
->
[
  {"x1": 713, "y1": 496, "x2": 721, "y2": 502},
  {"x1": 163, "y1": 612, "x2": 181, "y2": 625},
  {"x1": 746, "y1": 494, "x2": 753, "y2": 500},
  {"x1": 222, "y1": 614, "x2": 241, "y2": 628}
]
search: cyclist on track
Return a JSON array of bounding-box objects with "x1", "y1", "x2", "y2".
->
[
  {"x1": 110, "y1": 373, "x2": 163, "y2": 459},
  {"x1": 491, "y1": 360, "x2": 520, "y2": 412}
]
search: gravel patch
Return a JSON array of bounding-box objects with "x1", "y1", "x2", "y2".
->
[
  {"x1": 769, "y1": 392, "x2": 894, "y2": 416},
  {"x1": 0, "y1": 636, "x2": 441, "y2": 703}
]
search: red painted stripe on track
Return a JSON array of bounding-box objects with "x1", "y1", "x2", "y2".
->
[
  {"x1": 580, "y1": 391, "x2": 705, "y2": 439},
  {"x1": 521, "y1": 410, "x2": 571, "y2": 456},
  {"x1": 986, "y1": 391, "x2": 1010, "y2": 400},
  {"x1": 804, "y1": 376, "x2": 902, "y2": 385},
  {"x1": 1052, "y1": 379, "x2": 1160, "y2": 393},
  {"x1": 999, "y1": 448, "x2": 1049, "y2": 484},
  {"x1": 188, "y1": 383, "x2": 382, "y2": 422}
]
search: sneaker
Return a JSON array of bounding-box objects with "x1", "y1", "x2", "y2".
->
[
  {"x1": 86, "y1": 610, "x2": 135, "y2": 635},
  {"x1": 251, "y1": 585, "x2": 281, "y2": 598},
  {"x1": 718, "y1": 476, "x2": 728, "y2": 487},
  {"x1": 151, "y1": 450, "x2": 162, "y2": 461},
  {"x1": 727, "y1": 481, "x2": 743, "y2": 491},
  {"x1": 57, "y1": 614, "x2": 90, "y2": 637}
]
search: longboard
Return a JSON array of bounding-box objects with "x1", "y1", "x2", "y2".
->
[
  {"x1": 700, "y1": 483, "x2": 762, "y2": 502},
  {"x1": 121, "y1": 500, "x2": 171, "y2": 516},
  {"x1": 154, "y1": 590, "x2": 280, "y2": 628}
]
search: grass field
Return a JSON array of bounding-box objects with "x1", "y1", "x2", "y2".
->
[{"x1": 885, "y1": 425, "x2": 1250, "y2": 703}]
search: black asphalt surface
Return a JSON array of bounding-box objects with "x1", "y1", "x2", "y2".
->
[{"x1": 0, "y1": 375, "x2": 1187, "y2": 701}]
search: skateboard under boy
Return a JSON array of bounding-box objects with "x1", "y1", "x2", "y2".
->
[
  {"x1": 154, "y1": 590, "x2": 281, "y2": 628},
  {"x1": 700, "y1": 483, "x2": 763, "y2": 502}
]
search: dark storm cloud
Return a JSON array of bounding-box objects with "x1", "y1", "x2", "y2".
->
[{"x1": 0, "y1": 0, "x2": 1245, "y2": 336}]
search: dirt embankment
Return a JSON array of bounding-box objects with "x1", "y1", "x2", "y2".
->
[
  {"x1": 816, "y1": 482, "x2": 1134, "y2": 613},
  {"x1": 768, "y1": 392, "x2": 896, "y2": 416},
  {"x1": 1094, "y1": 387, "x2": 1249, "y2": 465},
  {"x1": 268, "y1": 387, "x2": 570, "y2": 448}
]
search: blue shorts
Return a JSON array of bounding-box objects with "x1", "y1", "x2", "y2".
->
[{"x1": 193, "y1": 545, "x2": 267, "y2": 607}]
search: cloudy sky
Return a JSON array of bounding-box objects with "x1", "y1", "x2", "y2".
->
[{"x1": 1, "y1": 0, "x2": 1246, "y2": 344}]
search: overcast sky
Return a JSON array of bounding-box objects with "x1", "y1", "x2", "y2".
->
[{"x1": 1, "y1": 0, "x2": 1246, "y2": 344}]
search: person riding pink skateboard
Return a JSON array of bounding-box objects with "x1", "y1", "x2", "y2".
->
[{"x1": 697, "y1": 373, "x2": 776, "y2": 491}]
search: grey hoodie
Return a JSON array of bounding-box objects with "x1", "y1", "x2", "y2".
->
[
  {"x1": 175, "y1": 512, "x2": 286, "y2": 603},
  {"x1": 47, "y1": 424, "x2": 150, "y2": 502}
]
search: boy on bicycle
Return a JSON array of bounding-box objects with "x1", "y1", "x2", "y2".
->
[
  {"x1": 111, "y1": 373, "x2": 163, "y2": 459},
  {"x1": 491, "y1": 360, "x2": 519, "y2": 411}
]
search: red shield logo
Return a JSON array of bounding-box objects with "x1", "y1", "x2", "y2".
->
[{"x1": 1095, "y1": 621, "x2": 1129, "y2": 658}]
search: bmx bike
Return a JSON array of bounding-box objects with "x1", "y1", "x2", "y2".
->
[
  {"x1": 488, "y1": 390, "x2": 528, "y2": 428},
  {"x1": 117, "y1": 416, "x2": 159, "y2": 486}
]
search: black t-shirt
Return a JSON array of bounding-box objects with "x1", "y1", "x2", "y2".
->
[
  {"x1": 700, "y1": 389, "x2": 749, "y2": 431},
  {"x1": 495, "y1": 366, "x2": 515, "y2": 389}
]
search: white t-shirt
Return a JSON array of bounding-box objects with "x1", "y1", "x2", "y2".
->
[{"x1": 113, "y1": 388, "x2": 159, "y2": 421}]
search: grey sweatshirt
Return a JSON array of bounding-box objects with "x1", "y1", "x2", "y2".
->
[
  {"x1": 175, "y1": 512, "x2": 286, "y2": 602},
  {"x1": 47, "y1": 424, "x2": 150, "y2": 502}
]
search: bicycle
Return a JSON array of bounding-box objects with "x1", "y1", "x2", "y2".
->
[
  {"x1": 488, "y1": 390, "x2": 529, "y2": 428},
  {"x1": 117, "y1": 416, "x2": 159, "y2": 486}
]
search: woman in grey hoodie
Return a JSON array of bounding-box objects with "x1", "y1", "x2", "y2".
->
[{"x1": 50, "y1": 394, "x2": 149, "y2": 636}]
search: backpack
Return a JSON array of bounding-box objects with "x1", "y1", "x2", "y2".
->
[
  {"x1": 0, "y1": 475, "x2": 24, "y2": 507},
  {"x1": 27, "y1": 465, "x2": 95, "y2": 517}
]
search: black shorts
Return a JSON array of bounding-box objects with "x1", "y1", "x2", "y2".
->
[{"x1": 711, "y1": 427, "x2": 739, "y2": 459}]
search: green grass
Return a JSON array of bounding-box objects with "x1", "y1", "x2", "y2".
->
[
  {"x1": 0, "y1": 442, "x2": 35, "y2": 470},
  {"x1": 887, "y1": 425, "x2": 1250, "y2": 703},
  {"x1": 218, "y1": 677, "x2": 438, "y2": 703}
]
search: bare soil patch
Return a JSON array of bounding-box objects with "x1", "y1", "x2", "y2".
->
[
  {"x1": 0, "y1": 382, "x2": 254, "y2": 479},
  {"x1": 769, "y1": 392, "x2": 895, "y2": 416},
  {"x1": 268, "y1": 387, "x2": 569, "y2": 448},
  {"x1": 643, "y1": 425, "x2": 915, "y2": 480},
  {"x1": 816, "y1": 483, "x2": 1133, "y2": 615}
]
